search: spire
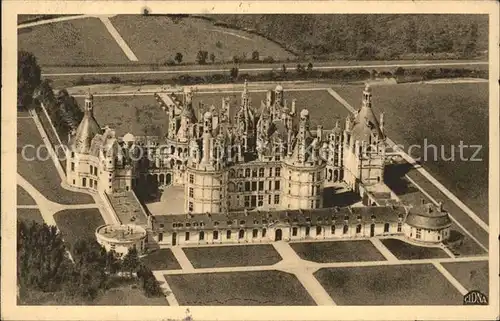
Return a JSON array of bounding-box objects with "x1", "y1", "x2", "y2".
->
[{"x1": 362, "y1": 83, "x2": 372, "y2": 109}]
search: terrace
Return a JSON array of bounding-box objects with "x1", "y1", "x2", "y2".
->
[{"x1": 107, "y1": 191, "x2": 148, "y2": 225}]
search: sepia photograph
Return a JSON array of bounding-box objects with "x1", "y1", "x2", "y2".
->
[{"x1": 2, "y1": 1, "x2": 499, "y2": 320}]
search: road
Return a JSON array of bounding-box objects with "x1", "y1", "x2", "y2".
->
[{"x1": 42, "y1": 60, "x2": 488, "y2": 77}]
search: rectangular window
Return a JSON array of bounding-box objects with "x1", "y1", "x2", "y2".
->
[
  {"x1": 244, "y1": 196, "x2": 250, "y2": 207},
  {"x1": 213, "y1": 231, "x2": 219, "y2": 240},
  {"x1": 258, "y1": 195, "x2": 263, "y2": 206},
  {"x1": 245, "y1": 169, "x2": 251, "y2": 177},
  {"x1": 82, "y1": 177, "x2": 86, "y2": 187},
  {"x1": 275, "y1": 168, "x2": 281, "y2": 177},
  {"x1": 268, "y1": 181, "x2": 272, "y2": 190},
  {"x1": 259, "y1": 168, "x2": 264, "y2": 177},
  {"x1": 245, "y1": 182, "x2": 251, "y2": 191},
  {"x1": 158, "y1": 233, "x2": 163, "y2": 242},
  {"x1": 397, "y1": 223, "x2": 402, "y2": 232},
  {"x1": 292, "y1": 227, "x2": 298, "y2": 236},
  {"x1": 189, "y1": 174, "x2": 194, "y2": 184},
  {"x1": 310, "y1": 200, "x2": 314, "y2": 208},
  {"x1": 71, "y1": 162, "x2": 75, "y2": 171},
  {"x1": 305, "y1": 227, "x2": 310, "y2": 236},
  {"x1": 275, "y1": 180, "x2": 280, "y2": 190},
  {"x1": 258, "y1": 181, "x2": 264, "y2": 191},
  {"x1": 185, "y1": 232, "x2": 190, "y2": 241},
  {"x1": 199, "y1": 231, "x2": 205, "y2": 240},
  {"x1": 275, "y1": 155, "x2": 280, "y2": 161},
  {"x1": 89, "y1": 180, "x2": 93, "y2": 188},
  {"x1": 268, "y1": 168, "x2": 273, "y2": 177},
  {"x1": 312, "y1": 173, "x2": 315, "y2": 182},
  {"x1": 274, "y1": 195, "x2": 280, "y2": 204},
  {"x1": 252, "y1": 169, "x2": 257, "y2": 177},
  {"x1": 188, "y1": 202, "x2": 193, "y2": 212},
  {"x1": 226, "y1": 230, "x2": 232, "y2": 239},
  {"x1": 356, "y1": 224, "x2": 362, "y2": 234},
  {"x1": 262, "y1": 228, "x2": 267, "y2": 237},
  {"x1": 94, "y1": 181, "x2": 97, "y2": 188},
  {"x1": 72, "y1": 179, "x2": 75, "y2": 185},
  {"x1": 315, "y1": 199, "x2": 320, "y2": 208},
  {"x1": 251, "y1": 182, "x2": 257, "y2": 191},
  {"x1": 252, "y1": 229, "x2": 258, "y2": 238},
  {"x1": 268, "y1": 195, "x2": 272, "y2": 204},
  {"x1": 189, "y1": 187, "x2": 194, "y2": 198},
  {"x1": 416, "y1": 228, "x2": 422, "y2": 239},
  {"x1": 90, "y1": 165, "x2": 93, "y2": 174},
  {"x1": 94, "y1": 167, "x2": 98, "y2": 176}
]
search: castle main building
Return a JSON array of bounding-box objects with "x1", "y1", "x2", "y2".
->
[{"x1": 66, "y1": 82, "x2": 387, "y2": 214}]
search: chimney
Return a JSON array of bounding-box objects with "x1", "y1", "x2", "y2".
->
[
  {"x1": 316, "y1": 125, "x2": 323, "y2": 142},
  {"x1": 421, "y1": 198, "x2": 426, "y2": 205},
  {"x1": 437, "y1": 201, "x2": 443, "y2": 212},
  {"x1": 380, "y1": 113, "x2": 384, "y2": 134}
]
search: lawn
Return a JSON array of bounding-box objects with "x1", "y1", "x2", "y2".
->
[
  {"x1": 290, "y1": 240, "x2": 386, "y2": 263},
  {"x1": 17, "y1": 118, "x2": 94, "y2": 204},
  {"x1": 381, "y1": 238, "x2": 449, "y2": 260},
  {"x1": 74, "y1": 95, "x2": 166, "y2": 138},
  {"x1": 182, "y1": 244, "x2": 282, "y2": 268},
  {"x1": 194, "y1": 88, "x2": 350, "y2": 129},
  {"x1": 314, "y1": 264, "x2": 463, "y2": 305},
  {"x1": 110, "y1": 15, "x2": 294, "y2": 65},
  {"x1": 141, "y1": 249, "x2": 181, "y2": 270},
  {"x1": 334, "y1": 82, "x2": 489, "y2": 221},
  {"x1": 17, "y1": 208, "x2": 44, "y2": 225},
  {"x1": 94, "y1": 282, "x2": 168, "y2": 306},
  {"x1": 441, "y1": 260, "x2": 489, "y2": 296},
  {"x1": 18, "y1": 17, "x2": 130, "y2": 66},
  {"x1": 19, "y1": 278, "x2": 167, "y2": 305},
  {"x1": 165, "y1": 270, "x2": 316, "y2": 305},
  {"x1": 53, "y1": 208, "x2": 104, "y2": 251},
  {"x1": 17, "y1": 185, "x2": 36, "y2": 205}
]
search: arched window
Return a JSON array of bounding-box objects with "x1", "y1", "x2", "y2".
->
[
  {"x1": 245, "y1": 168, "x2": 251, "y2": 177},
  {"x1": 343, "y1": 225, "x2": 349, "y2": 234}
]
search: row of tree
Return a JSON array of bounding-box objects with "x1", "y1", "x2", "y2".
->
[{"x1": 17, "y1": 220, "x2": 162, "y2": 303}]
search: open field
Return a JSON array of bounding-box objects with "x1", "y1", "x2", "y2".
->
[
  {"x1": 334, "y1": 82, "x2": 489, "y2": 221},
  {"x1": 165, "y1": 270, "x2": 316, "y2": 305},
  {"x1": 441, "y1": 260, "x2": 489, "y2": 295},
  {"x1": 18, "y1": 17, "x2": 129, "y2": 66},
  {"x1": 182, "y1": 245, "x2": 282, "y2": 268},
  {"x1": 110, "y1": 15, "x2": 295, "y2": 65},
  {"x1": 53, "y1": 208, "x2": 104, "y2": 250},
  {"x1": 17, "y1": 118, "x2": 94, "y2": 204},
  {"x1": 380, "y1": 238, "x2": 449, "y2": 260},
  {"x1": 17, "y1": 185, "x2": 36, "y2": 205},
  {"x1": 290, "y1": 240, "x2": 386, "y2": 263},
  {"x1": 141, "y1": 249, "x2": 181, "y2": 270},
  {"x1": 17, "y1": 208, "x2": 44, "y2": 225},
  {"x1": 314, "y1": 264, "x2": 463, "y2": 305},
  {"x1": 74, "y1": 95, "x2": 166, "y2": 137}
]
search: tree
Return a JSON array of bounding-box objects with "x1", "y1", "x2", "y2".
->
[
  {"x1": 122, "y1": 247, "x2": 140, "y2": 277},
  {"x1": 175, "y1": 52, "x2": 183, "y2": 64},
  {"x1": 137, "y1": 264, "x2": 162, "y2": 297},
  {"x1": 230, "y1": 67, "x2": 239, "y2": 80},
  {"x1": 196, "y1": 50, "x2": 209, "y2": 64},
  {"x1": 462, "y1": 22, "x2": 478, "y2": 58},
  {"x1": 251, "y1": 50, "x2": 260, "y2": 61},
  {"x1": 296, "y1": 63, "x2": 305, "y2": 74},
  {"x1": 281, "y1": 64, "x2": 287, "y2": 74},
  {"x1": 209, "y1": 53, "x2": 216, "y2": 64},
  {"x1": 307, "y1": 62, "x2": 313, "y2": 72},
  {"x1": 18, "y1": 51, "x2": 42, "y2": 109}
]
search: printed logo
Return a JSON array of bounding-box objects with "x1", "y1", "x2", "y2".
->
[{"x1": 463, "y1": 290, "x2": 488, "y2": 305}]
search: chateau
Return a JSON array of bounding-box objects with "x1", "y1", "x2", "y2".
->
[{"x1": 64, "y1": 82, "x2": 452, "y2": 251}]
